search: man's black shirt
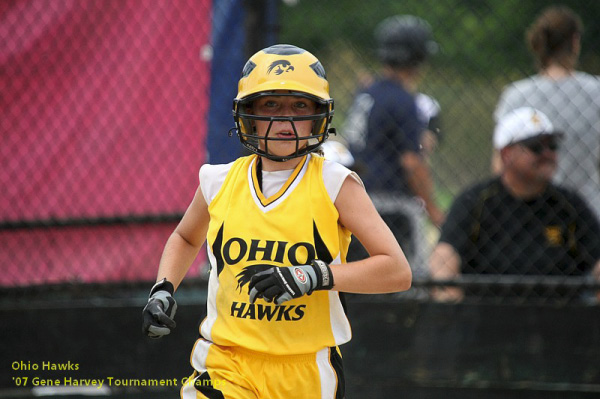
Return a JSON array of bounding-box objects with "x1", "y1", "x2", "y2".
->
[{"x1": 440, "y1": 177, "x2": 600, "y2": 276}]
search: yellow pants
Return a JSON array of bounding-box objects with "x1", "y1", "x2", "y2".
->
[{"x1": 181, "y1": 339, "x2": 344, "y2": 399}]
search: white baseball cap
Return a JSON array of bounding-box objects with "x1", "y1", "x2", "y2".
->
[{"x1": 493, "y1": 107, "x2": 559, "y2": 150}]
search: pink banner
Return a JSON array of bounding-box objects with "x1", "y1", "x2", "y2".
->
[
  {"x1": 1, "y1": 0, "x2": 212, "y2": 285},
  {"x1": 0, "y1": 224, "x2": 206, "y2": 286}
]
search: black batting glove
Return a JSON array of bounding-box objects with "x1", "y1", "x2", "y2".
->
[
  {"x1": 248, "y1": 260, "x2": 334, "y2": 305},
  {"x1": 142, "y1": 278, "x2": 177, "y2": 338}
]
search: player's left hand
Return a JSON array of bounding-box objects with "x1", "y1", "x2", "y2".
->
[{"x1": 248, "y1": 260, "x2": 334, "y2": 305}]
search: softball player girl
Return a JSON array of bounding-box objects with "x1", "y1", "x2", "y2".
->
[{"x1": 142, "y1": 44, "x2": 412, "y2": 399}]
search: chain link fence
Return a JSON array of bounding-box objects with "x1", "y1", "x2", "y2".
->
[
  {"x1": 1, "y1": 0, "x2": 211, "y2": 287},
  {"x1": 278, "y1": 0, "x2": 600, "y2": 304},
  {"x1": 2, "y1": 0, "x2": 600, "y2": 304}
]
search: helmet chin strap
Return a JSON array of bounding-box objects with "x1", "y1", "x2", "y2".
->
[
  {"x1": 230, "y1": 126, "x2": 335, "y2": 162},
  {"x1": 258, "y1": 119, "x2": 306, "y2": 162},
  {"x1": 263, "y1": 140, "x2": 308, "y2": 163},
  {"x1": 229, "y1": 126, "x2": 305, "y2": 162}
]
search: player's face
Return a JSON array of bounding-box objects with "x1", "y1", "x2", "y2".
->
[
  {"x1": 251, "y1": 94, "x2": 317, "y2": 157},
  {"x1": 508, "y1": 136, "x2": 559, "y2": 182}
]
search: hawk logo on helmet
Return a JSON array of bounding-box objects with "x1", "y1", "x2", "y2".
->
[{"x1": 267, "y1": 60, "x2": 295, "y2": 75}]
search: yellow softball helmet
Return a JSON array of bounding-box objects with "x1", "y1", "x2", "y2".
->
[{"x1": 232, "y1": 44, "x2": 335, "y2": 162}]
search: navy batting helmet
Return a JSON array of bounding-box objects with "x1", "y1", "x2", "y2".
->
[{"x1": 375, "y1": 15, "x2": 438, "y2": 68}]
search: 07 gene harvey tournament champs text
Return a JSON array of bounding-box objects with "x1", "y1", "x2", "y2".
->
[{"x1": 10, "y1": 360, "x2": 209, "y2": 390}]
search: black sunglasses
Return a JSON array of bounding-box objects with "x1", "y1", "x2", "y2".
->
[{"x1": 519, "y1": 137, "x2": 560, "y2": 155}]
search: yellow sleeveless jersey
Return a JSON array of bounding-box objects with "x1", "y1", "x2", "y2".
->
[{"x1": 199, "y1": 154, "x2": 353, "y2": 355}]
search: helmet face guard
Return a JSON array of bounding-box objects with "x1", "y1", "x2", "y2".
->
[
  {"x1": 232, "y1": 44, "x2": 335, "y2": 162},
  {"x1": 233, "y1": 91, "x2": 334, "y2": 162}
]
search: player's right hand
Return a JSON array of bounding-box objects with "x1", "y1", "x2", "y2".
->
[{"x1": 142, "y1": 278, "x2": 177, "y2": 338}]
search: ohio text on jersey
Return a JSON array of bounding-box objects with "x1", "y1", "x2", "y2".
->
[{"x1": 197, "y1": 154, "x2": 357, "y2": 355}]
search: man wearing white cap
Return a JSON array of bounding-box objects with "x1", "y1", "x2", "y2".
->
[{"x1": 429, "y1": 107, "x2": 600, "y2": 302}]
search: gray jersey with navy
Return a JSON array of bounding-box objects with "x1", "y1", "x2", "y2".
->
[{"x1": 495, "y1": 72, "x2": 600, "y2": 220}]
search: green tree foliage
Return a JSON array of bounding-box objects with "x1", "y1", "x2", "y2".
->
[
  {"x1": 280, "y1": 0, "x2": 600, "y2": 76},
  {"x1": 278, "y1": 0, "x2": 600, "y2": 196}
]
